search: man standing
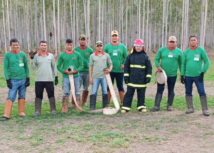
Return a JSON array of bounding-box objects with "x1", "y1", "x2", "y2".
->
[
  {"x1": 1, "y1": 38, "x2": 30, "y2": 121},
  {"x1": 151, "y1": 36, "x2": 183, "y2": 111},
  {"x1": 29, "y1": 41, "x2": 58, "y2": 117},
  {"x1": 57, "y1": 39, "x2": 83, "y2": 114},
  {"x1": 104, "y1": 30, "x2": 128, "y2": 106},
  {"x1": 89, "y1": 41, "x2": 112, "y2": 110},
  {"x1": 69, "y1": 34, "x2": 93, "y2": 108},
  {"x1": 181, "y1": 35, "x2": 210, "y2": 116}
]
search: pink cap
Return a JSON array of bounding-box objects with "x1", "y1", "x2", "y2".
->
[{"x1": 134, "y1": 39, "x2": 144, "y2": 46}]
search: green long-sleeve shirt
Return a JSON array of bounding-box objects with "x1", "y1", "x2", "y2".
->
[
  {"x1": 4, "y1": 51, "x2": 29, "y2": 80},
  {"x1": 73, "y1": 46, "x2": 93, "y2": 73},
  {"x1": 181, "y1": 46, "x2": 210, "y2": 77},
  {"x1": 57, "y1": 50, "x2": 83, "y2": 78},
  {"x1": 155, "y1": 46, "x2": 183, "y2": 77},
  {"x1": 104, "y1": 43, "x2": 128, "y2": 73}
]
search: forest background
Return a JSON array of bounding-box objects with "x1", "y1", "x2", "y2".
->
[{"x1": 0, "y1": 0, "x2": 212, "y2": 55}]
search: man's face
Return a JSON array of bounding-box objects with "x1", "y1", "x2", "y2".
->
[
  {"x1": 10, "y1": 42, "x2": 19, "y2": 52},
  {"x1": 65, "y1": 43, "x2": 73, "y2": 51},
  {"x1": 96, "y1": 45, "x2": 103, "y2": 52},
  {"x1": 189, "y1": 37, "x2": 198, "y2": 47},
  {"x1": 167, "y1": 41, "x2": 177, "y2": 48},
  {"x1": 111, "y1": 34, "x2": 119, "y2": 43},
  {"x1": 79, "y1": 38, "x2": 86, "y2": 46},
  {"x1": 39, "y1": 43, "x2": 47, "y2": 52}
]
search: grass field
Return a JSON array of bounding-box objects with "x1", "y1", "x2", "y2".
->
[{"x1": 0, "y1": 57, "x2": 214, "y2": 153}]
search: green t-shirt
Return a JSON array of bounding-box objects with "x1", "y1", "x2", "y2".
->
[
  {"x1": 57, "y1": 50, "x2": 83, "y2": 78},
  {"x1": 181, "y1": 46, "x2": 210, "y2": 77},
  {"x1": 104, "y1": 43, "x2": 127, "y2": 73},
  {"x1": 74, "y1": 46, "x2": 93, "y2": 73},
  {"x1": 4, "y1": 51, "x2": 29, "y2": 79},
  {"x1": 155, "y1": 46, "x2": 183, "y2": 77},
  {"x1": 89, "y1": 51, "x2": 112, "y2": 79}
]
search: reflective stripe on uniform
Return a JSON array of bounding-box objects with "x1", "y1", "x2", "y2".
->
[
  {"x1": 137, "y1": 106, "x2": 146, "y2": 110},
  {"x1": 130, "y1": 64, "x2": 146, "y2": 69},
  {"x1": 124, "y1": 73, "x2": 129, "y2": 76},
  {"x1": 127, "y1": 83, "x2": 147, "y2": 88},
  {"x1": 146, "y1": 74, "x2": 151, "y2": 78},
  {"x1": 122, "y1": 106, "x2": 131, "y2": 110}
]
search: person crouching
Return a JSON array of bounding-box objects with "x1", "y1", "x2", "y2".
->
[{"x1": 121, "y1": 39, "x2": 152, "y2": 113}]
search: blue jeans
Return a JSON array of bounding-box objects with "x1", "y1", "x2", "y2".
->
[
  {"x1": 91, "y1": 78, "x2": 107, "y2": 96},
  {"x1": 185, "y1": 76, "x2": 206, "y2": 96},
  {"x1": 79, "y1": 72, "x2": 89, "y2": 92},
  {"x1": 8, "y1": 78, "x2": 26, "y2": 102},
  {"x1": 62, "y1": 77, "x2": 80, "y2": 97},
  {"x1": 157, "y1": 76, "x2": 177, "y2": 96}
]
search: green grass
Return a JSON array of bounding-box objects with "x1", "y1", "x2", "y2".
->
[{"x1": 1, "y1": 59, "x2": 214, "y2": 152}]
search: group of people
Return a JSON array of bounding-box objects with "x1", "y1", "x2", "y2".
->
[{"x1": 1, "y1": 30, "x2": 210, "y2": 121}]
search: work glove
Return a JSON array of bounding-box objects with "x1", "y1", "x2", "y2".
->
[
  {"x1": 25, "y1": 78, "x2": 30, "y2": 87},
  {"x1": 145, "y1": 77, "x2": 151, "y2": 83},
  {"x1": 181, "y1": 75, "x2": 185, "y2": 84},
  {"x1": 124, "y1": 77, "x2": 129, "y2": 84},
  {"x1": 6, "y1": 79, "x2": 12, "y2": 89},
  {"x1": 55, "y1": 76, "x2": 58, "y2": 85},
  {"x1": 29, "y1": 50, "x2": 37, "y2": 59},
  {"x1": 198, "y1": 72, "x2": 204, "y2": 82}
]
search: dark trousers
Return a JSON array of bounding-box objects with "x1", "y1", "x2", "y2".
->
[
  {"x1": 185, "y1": 76, "x2": 206, "y2": 96},
  {"x1": 157, "y1": 76, "x2": 177, "y2": 96},
  {"x1": 107, "y1": 72, "x2": 124, "y2": 92},
  {"x1": 123, "y1": 87, "x2": 146, "y2": 109},
  {"x1": 35, "y1": 82, "x2": 54, "y2": 100}
]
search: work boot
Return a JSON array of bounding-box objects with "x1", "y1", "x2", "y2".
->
[
  {"x1": 68, "y1": 97, "x2": 75, "y2": 109},
  {"x1": 102, "y1": 94, "x2": 108, "y2": 108},
  {"x1": 150, "y1": 93, "x2": 162, "y2": 112},
  {"x1": 61, "y1": 96, "x2": 69, "y2": 114},
  {"x1": 90, "y1": 95, "x2": 97, "y2": 110},
  {"x1": 49, "y1": 97, "x2": 57, "y2": 115},
  {"x1": 107, "y1": 91, "x2": 111, "y2": 107},
  {"x1": 33, "y1": 98, "x2": 42, "y2": 117},
  {"x1": 76, "y1": 97, "x2": 82, "y2": 112},
  {"x1": 185, "y1": 95, "x2": 194, "y2": 114},
  {"x1": 1, "y1": 99, "x2": 13, "y2": 121},
  {"x1": 167, "y1": 93, "x2": 175, "y2": 111},
  {"x1": 82, "y1": 91, "x2": 89, "y2": 106},
  {"x1": 18, "y1": 99, "x2": 26, "y2": 117},
  {"x1": 200, "y1": 96, "x2": 209, "y2": 116},
  {"x1": 119, "y1": 91, "x2": 124, "y2": 106}
]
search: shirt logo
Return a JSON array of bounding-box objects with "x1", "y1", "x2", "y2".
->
[
  {"x1": 103, "y1": 59, "x2": 106, "y2": 61},
  {"x1": 47, "y1": 58, "x2": 51, "y2": 61},
  {"x1": 117, "y1": 49, "x2": 120, "y2": 51},
  {"x1": 72, "y1": 58, "x2": 76, "y2": 60},
  {"x1": 85, "y1": 53, "x2": 88, "y2": 55}
]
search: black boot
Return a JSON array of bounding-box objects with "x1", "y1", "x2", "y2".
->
[
  {"x1": 90, "y1": 95, "x2": 96, "y2": 110},
  {"x1": 167, "y1": 93, "x2": 175, "y2": 111},
  {"x1": 150, "y1": 93, "x2": 162, "y2": 112},
  {"x1": 33, "y1": 98, "x2": 42, "y2": 117},
  {"x1": 49, "y1": 97, "x2": 57, "y2": 115},
  {"x1": 102, "y1": 94, "x2": 108, "y2": 108}
]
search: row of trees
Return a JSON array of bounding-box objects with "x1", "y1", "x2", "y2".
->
[{"x1": 0, "y1": 0, "x2": 212, "y2": 55}]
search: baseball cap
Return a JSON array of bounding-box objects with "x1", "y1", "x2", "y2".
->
[
  {"x1": 79, "y1": 34, "x2": 86, "y2": 40},
  {"x1": 168, "y1": 36, "x2": 177, "y2": 42},
  {"x1": 111, "y1": 30, "x2": 118, "y2": 36},
  {"x1": 96, "y1": 41, "x2": 103, "y2": 46}
]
